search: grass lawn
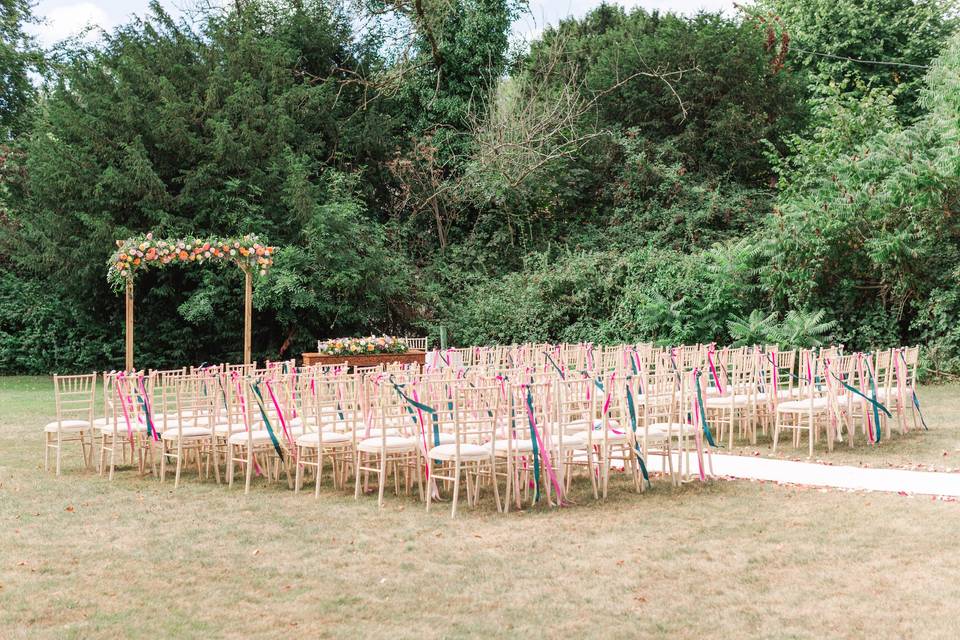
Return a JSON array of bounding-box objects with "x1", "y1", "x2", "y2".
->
[{"x1": 2, "y1": 376, "x2": 960, "y2": 639}]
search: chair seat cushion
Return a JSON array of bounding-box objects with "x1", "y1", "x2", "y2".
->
[
  {"x1": 296, "y1": 431, "x2": 352, "y2": 447},
  {"x1": 228, "y1": 430, "x2": 277, "y2": 445},
  {"x1": 569, "y1": 429, "x2": 630, "y2": 444},
  {"x1": 564, "y1": 418, "x2": 620, "y2": 433},
  {"x1": 156, "y1": 419, "x2": 193, "y2": 431},
  {"x1": 361, "y1": 428, "x2": 402, "y2": 438},
  {"x1": 426, "y1": 443, "x2": 489, "y2": 460},
  {"x1": 98, "y1": 421, "x2": 148, "y2": 433},
  {"x1": 161, "y1": 426, "x2": 212, "y2": 440},
  {"x1": 44, "y1": 419, "x2": 90, "y2": 432},
  {"x1": 647, "y1": 422, "x2": 697, "y2": 437},
  {"x1": 704, "y1": 393, "x2": 753, "y2": 407},
  {"x1": 417, "y1": 432, "x2": 456, "y2": 450},
  {"x1": 777, "y1": 397, "x2": 829, "y2": 412},
  {"x1": 357, "y1": 436, "x2": 417, "y2": 453},
  {"x1": 213, "y1": 422, "x2": 243, "y2": 435},
  {"x1": 487, "y1": 438, "x2": 535, "y2": 453}
]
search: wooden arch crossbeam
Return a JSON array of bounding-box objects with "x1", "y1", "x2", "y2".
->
[{"x1": 107, "y1": 233, "x2": 276, "y2": 369}]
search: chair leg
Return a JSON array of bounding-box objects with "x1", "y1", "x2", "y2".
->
[
  {"x1": 295, "y1": 447, "x2": 304, "y2": 494},
  {"x1": 377, "y1": 453, "x2": 387, "y2": 510},
  {"x1": 503, "y1": 456, "x2": 512, "y2": 513},
  {"x1": 601, "y1": 446, "x2": 611, "y2": 499},
  {"x1": 159, "y1": 442, "x2": 167, "y2": 483},
  {"x1": 772, "y1": 412, "x2": 780, "y2": 452},
  {"x1": 175, "y1": 447, "x2": 183, "y2": 489},
  {"x1": 44, "y1": 433, "x2": 50, "y2": 472},
  {"x1": 97, "y1": 435, "x2": 106, "y2": 476},
  {"x1": 244, "y1": 448, "x2": 254, "y2": 494},
  {"x1": 108, "y1": 439, "x2": 116, "y2": 481},
  {"x1": 354, "y1": 452, "x2": 363, "y2": 500},
  {"x1": 451, "y1": 460, "x2": 461, "y2": 518},
  {"x1": 55, "y1": 432, "x2": 62, "y2": 476},
  {"x1": 490, "y1": 458, "x2": 502, "y2": 512},
  {"x1": 586, "y1": 448, "x2": 599, "y2": 500},
  {"x1": 426, "y1": 458, "x2": 434, "y2": 512},
  {"x1": 315, "y1": 450, "x2": 324, "y2": 499},
  {"x1": 227, "y1": 443, "x2": 235, "y2": 487}
]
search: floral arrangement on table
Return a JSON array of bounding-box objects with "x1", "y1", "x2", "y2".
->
[
  {"x1": 316, "y1": 336, "x2": 409, "y2": 356},
  {"x1": 106, "y1": 232, "x2": 275, "y2": 292}
]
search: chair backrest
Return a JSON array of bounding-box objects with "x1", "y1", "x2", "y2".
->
[
  {"x1": 556, "y1": 376, "x2": 598, "y2": 438},
  {"x1": 354, "y1": 364, "x2": 385, "y2": 376},
  {"x1": 898, "y1": 346, "x2": 920, "y2": 389},
  {"x1": 512, "y1": 380, "x2": 552, "y2": 448},
  {"x1": 402, "y1": 336, "x2": 428, "y2": 351},
  {"x1": 53, "y1": 373, "x2": 97, "y2": 426},
  {"x1": 452, "y1": 383, "x2": 500, "y2": 450}
]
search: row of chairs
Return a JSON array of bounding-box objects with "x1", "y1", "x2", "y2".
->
[{"x1": 44, "y1": 343, "x2": 923, "y2": 516}]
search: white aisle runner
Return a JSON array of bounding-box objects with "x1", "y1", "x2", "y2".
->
[{"x1": 644, "y1": 452, "x2": 960, "y2": 497}]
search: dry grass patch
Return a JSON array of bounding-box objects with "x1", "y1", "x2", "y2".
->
[{"x1": 2, "y1": 377, "x2": 960, "y2": 639}]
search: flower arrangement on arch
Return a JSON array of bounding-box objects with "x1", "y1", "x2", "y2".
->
[
  {"x1": 106, "y1": 232, "x2": 275, "y2": 292},
  {"x1": 316, "y1": 336, "x2": 409, "y2": 356}
]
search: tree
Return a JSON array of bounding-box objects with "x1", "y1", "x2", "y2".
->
[
  {"x1": 525, "y1": 5, "x2": 807, "y2": 183},
  {"x1": 0, "y1": 0, "x2": 39, "y2": 139},
  {"x1": 0, "y1": 1, "x2": 412, "y2": 369},
  {"x1": 763, "y1": 32, "x2": 960, "y2": 350},
  {"x1": 753, "y1": 0, "x2": 958, "y2": 120}
]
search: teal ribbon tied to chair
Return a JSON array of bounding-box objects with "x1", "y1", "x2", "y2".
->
[
  {"x1": 215, "y1": 374, "x2": 230, "y2": 418},
  {"x1": 899, "y1": 351, "x2": 928, "y2": 430},
  {"x1": 523, "y1": 385, "x2": 543, "y2": 503},
  {"x1": 827, "y1": 371, "x2": 893, "y2": 429},
  {"x1": 912, "y1": 390, "x2": 929, "y2": 430},
  {"x1": 135, "y1": 375, "x2": 158, "y2": 441},
  {"x1": 543, "y1": 351, "x2": 566, "y2": 379},
  {"x1": 625, "y1": 380, "x2": 651, "y2": 489},
  {"x1": 250, "y1": 380, "x2": 285, "y2": 461},
  {"x1": 389, "y1": 377, "x2": 440, "y2": 447},
  {"x1": 865, "y1": 355, "x2": 885, "y2": 444},
  {"x1": 693, "y1": 369, "x2": 719, "y2": 448}
]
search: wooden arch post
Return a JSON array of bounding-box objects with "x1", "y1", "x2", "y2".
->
[
  {"x1": 125, "y1": 276, "x2": 134, "y2": 371},
  {"x1": 242, "y1": 264, "x2": 252, "y2": 366}
]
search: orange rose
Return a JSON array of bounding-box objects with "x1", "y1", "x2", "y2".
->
[{"x1": 133, "y1": 258, "x2": 141, "y2": 266}]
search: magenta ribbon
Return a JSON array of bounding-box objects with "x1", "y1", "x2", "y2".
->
[
  {"x1": 707, "y1": 345, "x2": 724, "y2": 395},
  {"x1": 521, "y1": 384, "x2": 566, "y2": 505},
  {"x1": 264, "y1": 380, "x2": 296, "y2": 457},
  {"x1": 136, "y1": 374, "x2": 159, "y2": 442},
  {"x1": 114, "y1": 372, "x2": 135, "y2": 447}
]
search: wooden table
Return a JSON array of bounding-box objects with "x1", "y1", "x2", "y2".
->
[{"x1": 301, "y1": 350, "x2": 426, "y2": 369}]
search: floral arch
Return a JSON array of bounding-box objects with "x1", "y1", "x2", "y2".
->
[{"x1": 107, "y1": 233, "x2": 275, "y2": 369}]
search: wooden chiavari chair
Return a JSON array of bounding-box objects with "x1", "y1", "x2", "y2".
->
[
  {"x1": 354, "y1": 374, "x2": 421, "y2": 509},
  {"x1": 426, "y1": 382, "x2": 501, "y2": 516},
  {"x1": 45, "y1": 373, "x2": 97, "y2": 476},
  {"x1": 295, "y1": 371, "x2": 357, "y2": 496},
  {"x1": 159, "y1": 372, "x2": 216, "y2": 487},
  {"x1": 773, "y1": 349, "x2": 831, "y2": 457},
  {"x1": 96, "y1": 371, "x2": 146, "y2": 479}
]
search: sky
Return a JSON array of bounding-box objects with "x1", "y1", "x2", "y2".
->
[{"x1": 28, "y1": 0, "x2": 740, "y2": 48}]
